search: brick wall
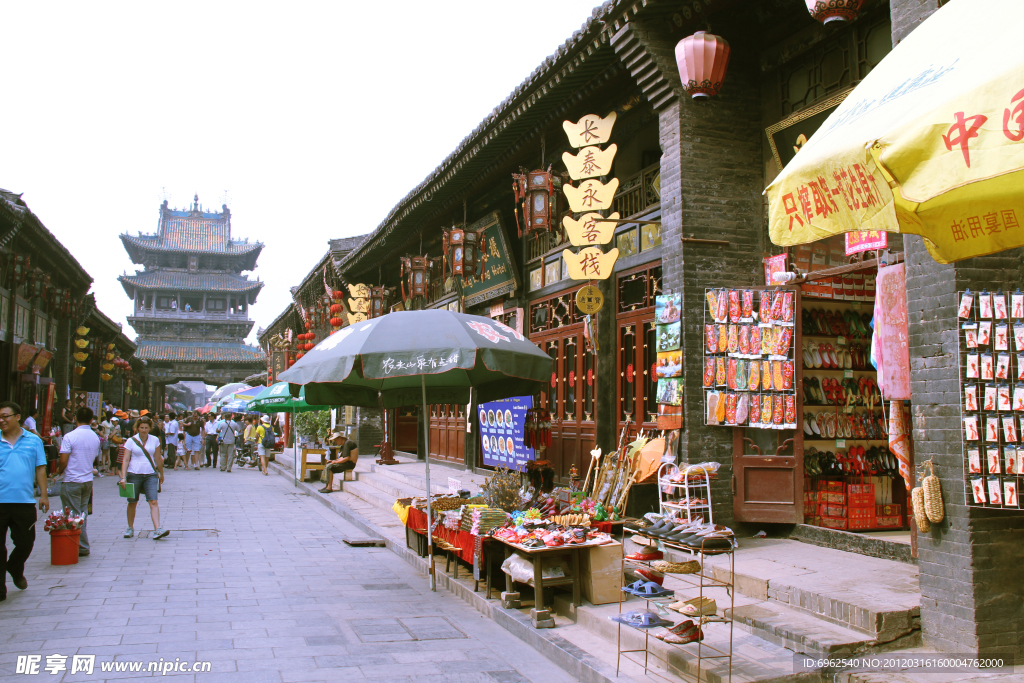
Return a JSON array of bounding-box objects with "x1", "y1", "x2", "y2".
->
[{"x1": 356, "y1": 406, "x2": 383, "y2": 458}]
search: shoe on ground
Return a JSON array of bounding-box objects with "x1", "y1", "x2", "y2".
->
[
  {"x1": 318, "y1": 487, "x2": 333, "y2": 493},
  {"x1": 124, "y1": 527, "x2": 134, "y2": 538},
  {"x1": 680, "y1": 596, "x2": 717, "y2": 616},
  {"x1": 153, "y1": 528, "x2": 169, "y2": 539},
  {"x1": 78, "y1": 550, "x2": 89, "y2": 557},
  {"x1": 13, "y1": 576, "x2": 27, "y2": 590}
]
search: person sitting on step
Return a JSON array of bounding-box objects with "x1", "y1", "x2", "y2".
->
[{"x1": 318, "y1": 431, "x2": 357, "y2": 494}]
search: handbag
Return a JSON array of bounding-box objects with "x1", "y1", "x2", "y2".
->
[{"x1": 131, "y1": 436, "x2": 162, "y2": 493}]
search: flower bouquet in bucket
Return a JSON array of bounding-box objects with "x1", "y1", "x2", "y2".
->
[{"x1": 45, "y1": 507, "x2": 85, "y2": 566}]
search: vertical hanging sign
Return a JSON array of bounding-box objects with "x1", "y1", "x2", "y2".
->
[{"x1": 561, "y1": 113, "x2": 620, "y2": 280}]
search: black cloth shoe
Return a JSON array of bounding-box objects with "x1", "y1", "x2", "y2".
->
[{"x1": 13, "y1": 576, "x2": 27, "y2": 590}]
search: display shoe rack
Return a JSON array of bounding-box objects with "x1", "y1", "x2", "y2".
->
[
  {"x1": 657, "y1": 463, "x2": 714, "y2": 526},
  {"x1": 616, "y1": 539, "x2": 734, "y2": 683}
]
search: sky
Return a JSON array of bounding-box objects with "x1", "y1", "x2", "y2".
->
[{"x1": 0, "y1": 1, "x2": 601, "y2": 346}]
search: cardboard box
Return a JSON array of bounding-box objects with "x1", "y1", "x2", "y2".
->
[
  {"x1": 821, "y1": 516, "x2": 848, "y2": 530},
  {"x1": 876, "y1": 504, "x2": 901, "y2": 517},
  {"x1": 875, "y1": 515, "x2": 903, "y2": 528},
  {"x1": 848, "y1": 483, "x2": 875, "y2": 506},
  {"x1": 820, "y1": 504, "x2": 847, "y2": 518},
  {"x1": 579, "y1": 541, "x2": 623, "y2": 606},
  {"x1": 820, "y1": 480, "x2": 845, "y2": 492},
  {"x1": 864, "y1": 275, "x2": 876, "y2": 300},
  {"x1": 852, "y1": 274, "x2": 866, "y2": 301},
  {"x1": 821, "y1": 492, "x2": 846, "y2": 504}
]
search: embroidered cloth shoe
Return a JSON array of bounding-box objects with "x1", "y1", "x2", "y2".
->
[
  {"x1": 626, "y1": 546, "x2": 663, "y2": 561},
  {"x1": 633, "y1": 567, "x2": 665, "y2": 586},
  {"x1": 679, "y1": 596, "x2": 717, "y2": 617}
]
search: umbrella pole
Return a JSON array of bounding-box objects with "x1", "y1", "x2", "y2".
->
[
  {"x1": 293, "y1": 409, "x2": 298, "y2": 487},
  {"x1": 422, "y1": 375, "x2": 435, "y2": 592}
]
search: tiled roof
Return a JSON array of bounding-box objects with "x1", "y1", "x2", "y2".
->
[
  {"x1": 135, "y1": 341, "x2": 265, "y2": 363},
  {"x1": 119, "y1": 271, "x2": 263, "y2": 295},
  {"x1": 121, "y1": 233, "x2": 261, "y2": 256}
]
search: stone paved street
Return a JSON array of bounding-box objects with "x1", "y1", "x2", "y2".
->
[{"x1": 0, "y1": 466, "x2": 579, "y2": 683}]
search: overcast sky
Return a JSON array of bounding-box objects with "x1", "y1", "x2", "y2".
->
[{"x1": 1, "y1": 1, "x2": 600, "y2": 345}]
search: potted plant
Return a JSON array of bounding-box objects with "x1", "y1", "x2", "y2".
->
[{"x1": 44, "y1": 507, "x2": 85, "y2": 565}]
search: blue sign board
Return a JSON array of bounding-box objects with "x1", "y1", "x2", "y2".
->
[{"x1": 479, "y1": 396, "x2": 535, "y2": 472}]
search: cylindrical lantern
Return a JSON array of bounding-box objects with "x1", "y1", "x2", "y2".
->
[
  {"x1": 805, "y1": 0, "x2": 863, "y2": 24},
  {"x1": 675, "y1": 31, "x2": 731, "y2": 99}
]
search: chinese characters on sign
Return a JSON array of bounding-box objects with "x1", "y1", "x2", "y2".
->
[
  {"x1": 563, "y1": 212, "x2": 620, "y2": 246},
  {"x1": 479, "y1": 396, "x2": 535, "y2": 472},
  {"x1": 562, "y1": 247, "x2": 620, "y2": 280},
  {"x1": 562, "y1": 144, "x2": 618, "y2": 180},
  {"x1": 942, "y1": 87, "x2": 1024, "y2": 168},
  {"x1": 380, "y1": 352, "x2": 460, "y2": 375},
  {"x1": 950, "y1": 209, "x2": 1020, "y2": 244},
  {"x1": 781, "y1": 162, "x2": 885, "y2": 232},
  {"x1": 563, "y1": 178, "x2": 619, "y2": 213},
  {"x1": 845, "y1": 230, "x2": 888, "y2": 255},
  {"x1": 562, "y1": 112, "x2": 617, "y2": 148}
]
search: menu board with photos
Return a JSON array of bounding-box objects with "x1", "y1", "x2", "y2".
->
[
  {"x1": 703, "y1": 287, "x2": 797, "y2": 430},
  {"x1": 479, "y1": 396, "x2": 535, "y2": 472},
  {"x1": 958, "y1": 289, "x2": 1024, "y2": 509},
  {"x1": 655, "y1": 293, "x2": 683, "y2": 412}
]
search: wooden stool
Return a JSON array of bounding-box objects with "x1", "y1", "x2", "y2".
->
[{"x1": 299, "y1": 448, "x2": 326, "y2": 481}]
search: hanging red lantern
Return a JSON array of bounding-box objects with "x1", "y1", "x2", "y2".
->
[
  {"x1": 805, "y1": 0, "x2": 863, "y2": 24},
  {"x1": 443, "y1": 225, "x2": 487, "y2": 281},
  {"x1": 330, "y1": 303, "x2": 343, "y2": 315},
  {"x1": 304, "y1": 321, "x2": 312, "y2": 329},
  {"x1": 332, "y1": 289, "x2": 344, "y2": 300},
  {"x1": 511, "y1": 170, "x2": 559, "y2": 237},
  {"x1": 675, "y1": 31, "x2": 731, "y2": 99},
  {"x1": 330, "y1": 316, "x2": 344, "y2": 327},
  {"x1": 296, "y1": 351, "x2": 305, "y2": 360}
]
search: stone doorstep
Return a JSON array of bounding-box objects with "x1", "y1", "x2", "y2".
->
[
  {"x1": 369, "y1": 459, "x2": 486, "y2": 495},
  {"x1": 353, "y1": 472, "x2": 428, "y2": 502},
  {"x1": 338, "y1": 481, "x2": 399, "y2": 512},
  {"x1": 625, "y1": 535, "x2": 920, "y2": 641}
]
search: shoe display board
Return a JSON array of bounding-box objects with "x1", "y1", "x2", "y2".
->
[{"x1": 957, "y1": 289, "x2": 1024, "y2": 509}]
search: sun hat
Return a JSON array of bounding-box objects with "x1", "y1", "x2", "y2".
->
[
  {"x1": 130, "y1": 409, "x2": 140, "y2": 418},
  {"x1": 328, "y1": 431, "x2": 347, "y2": 441},
  {"x1": 609, "y1": 610, "x2": 674, "y2": 629},
  {"x1": 260, "y1": 416, "x2": 271, "y2": 424},
  {"x1": 140, "y1": 409, "x2": 149, "y2": 416},
  {"x1": 110, "y1": 417, "x2": 119, "y2": 423}
]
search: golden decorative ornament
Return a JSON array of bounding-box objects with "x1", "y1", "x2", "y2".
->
[
  {"x1": 73, "y1": 352, "x2": 88, "y2": 362},
  {"x1": 76, "y1": 326, "x2": 90, "y2": 336},
  {"x1": 74, "y1": 339, "x2": 89, "y2": 349},
  {"x1": 73, "y1": 366, "x2": 86, "y2": 376},
  {"x1": 100, "y1": 373, "x2": 112, "y2": 381},
  {"x1": 102, "y1": 363, "x2": 113, "y2": 371},
  {"x1": 107, "y1": 343, "x2": 115, "y2": 350},
  {"x1": 105, "y1": 353, "x2": 114, "y2": 360}
]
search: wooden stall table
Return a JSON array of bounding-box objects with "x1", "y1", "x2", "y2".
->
[
  {"x1": 492, "y1": 536, "x2": 599, "y2": 614},
  {"x1": 404, "y1": 506, "x2": 495, "y2": 596},
  {"x1": 299, "y1": 448, "x2": 326, "y2": 481}
]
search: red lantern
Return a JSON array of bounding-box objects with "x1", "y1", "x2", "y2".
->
[
  {"x1": 332, "y1": 289, "x2": 344, "y2": 300},
  {"x1": 304, "y1": 321, "x2": 311, "y2": 329},
  {"x1": 805, "y1": 0, "x2": 863, "y2": 24},
  {"x1": 296, "y1": 352, "x2": 305, "y2": 359},
  {"x1": 675, "y1": 31, "x2": 731, "y2": 99},
  {"x1": 330, "y1": 303, "x2": 343, "y2": 314},
  {"x1": 330, "y1": 316, "x2": 344, "y2": 327},
  {"x1": 511, "y1": 170, "x2": 558, "y2": 237}
]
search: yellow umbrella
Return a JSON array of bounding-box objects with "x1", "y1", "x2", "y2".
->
[{"x1": 766, "y1": 0, "x2": 1024, "y2": 264}]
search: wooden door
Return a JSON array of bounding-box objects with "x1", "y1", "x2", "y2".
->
[
  {"x1": 731, "y1": 285, "x2": 804, "y2": 524},
  {"x1": 535, "y1": 329, "x2": 596, "y2": 483},
  {"x1": 616, "y1": 264, "x2": 662, "y2": 439},
  {"x1": 395, "y1": 407, "x2": 418, "y2": 453},
  {"x1": 429, "y1": 404, "x2": 465, "y2": 464}
]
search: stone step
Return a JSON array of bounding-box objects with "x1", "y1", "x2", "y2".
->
[
  {"x1": 356, "y1": 473, "x2": 428, "y2": 499},
  {"x1": 342, "y1": 480, "x2": 403, "y2": 513},
  {"x1": 727, "y1": 598, "x2": 920, "y2": 656},
  {"x1": 368, "y1": 462, "x2": 466, "y2": 496}
]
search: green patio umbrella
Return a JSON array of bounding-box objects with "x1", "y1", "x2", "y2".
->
[
  {"x1": 247, "y1": 382, "x2": 331, "y2": 486},
  {"x1": 278, "y1": 309, "x2": 553, "y2": 591}
]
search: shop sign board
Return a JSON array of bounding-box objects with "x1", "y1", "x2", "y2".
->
[
  {"x1": 14, "y1": 344, "x2": 38, "y2": 372},
  {"x1": 479, "y1": 396, "x2": 534, "y2": 472},
  {"x1": 85, "y1": 392, "x2": 102, "y2": 420},
  {"x1": 845, "y1": 230, "x2": 888, "y2": 255},
  {"x1": 563, "y1": 178, "x2": 620, "y2": 213},
  {"x1": 31, "y1": 349, "x2": 52, "y2": 374},
  {"x1": 461, "y1": 212, "x2": 519, "y2": 307},
  {"x1": 563, "y1": 212, "x2": 620, "y2": 246},
  {"x1": 563, "y1": 247, "x2": 619, "y2": 280},
  {"x1": 575, "y1": 285, "x2": 604, "y2": 314},
  {"x1": 562, "y1": 144, "x2": 618, "y2": 181},
  {"x1": 875, "y1": 263, "x2": 911, "y2": 399},
  {"x1": 562, "y1": 112, "x2": 617, "y2": 148}
]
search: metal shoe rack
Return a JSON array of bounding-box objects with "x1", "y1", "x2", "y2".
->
[
  {"x1": 616, "y1": 539, "x2": 734, "y2": 683},
  {"x1": 657, "y1": 463, "x2": 715, "y2": 525}
]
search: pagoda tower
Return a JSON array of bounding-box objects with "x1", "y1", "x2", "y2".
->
[{"x1": 119, "y1": 195, "x2": 265, "y2": 396}]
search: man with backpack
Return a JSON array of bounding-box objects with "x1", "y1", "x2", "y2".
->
[{"x1": 256, "y1": 416, "x2": 275, "y2": 476}]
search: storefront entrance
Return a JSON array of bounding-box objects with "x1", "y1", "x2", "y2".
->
[
  {"x1": 616, "y1": 264, "x2": 662, "y2": 437},
  {"x1": 429, "y1": 404, "x2": 465, "y2": 464}
]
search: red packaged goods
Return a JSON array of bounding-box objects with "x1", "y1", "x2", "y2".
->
[
  {"x1": 761, "y1": 393, "x2": 773, "y2": 423},
  {"x1": 727, "y1": 324, "x2": 739, "y2": 354},
  {"x1": 782, "y1": 291, "x2": 795, "y2": 323},
  {"x1": 750, "y1": 394, "x2": 762, "y2": 425},
  {"x1": 727, "y1": 358, "x2": 738, "y2": 390},
  {"x1": 759, "y1": 291, "x2": 772, "y2": 323},
  {"x1": 761, "y1": 360, "x2": 773, "y2": 390},
  {"x1": 725, "y1": 393, "x2": 738, "y2": 424},
  {"x1": 716, "y1": 288, "x2": 728, "y2": 322},
  {"x1": 718, "y1": 324, "x2": 729, "y2": 353},
  {"x1": 705, "y1": 324, "x2": 718, "y2": 352},
  {"x1": 729, "y1": 289, "x2": 741, "y2": 323},
  {"x1": 785, "y1": 394, "x2": 796, "y2": 424},
  {"x1": 742, "y1": 289, "x2": 754, "y2": 319},
  {"x1": 703, "y1": 358, "x2": 715, "y2": 387},
  {"x1": 748, "y1": 361, "x2": 760, "y2": 391},
  {"x1": 749, "y1": 326, "x2": 762, "y2": 355},
  {"x1": 715, "y1": 357, "x2": 727, "y2": 386},
  {"x1": 821, "y1": 516, "x2": 848, "y2": 530},
  {"x1": 782, "y1": 360, "x2": 794, "y2": 390},
  {"x1": 772, "y1": 290, "x2": 784, "y2": 321},
  {"x1": 772, "y1": 395, "x2": 784, "y2": 424},
  {"x1": 738, "y1": 324, "x2": 750, "y2": 355},
  {"x1": 705, "y1": 289, "x2": 719, "y2": 319}
]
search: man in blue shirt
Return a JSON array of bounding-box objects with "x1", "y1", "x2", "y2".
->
[{"x1": 0, "y1": 401, "x2": 49, "y2": 601}]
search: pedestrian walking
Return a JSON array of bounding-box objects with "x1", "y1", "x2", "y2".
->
[
  {"x1": 60, "y1": 399, "x2": 75, "y2": 436},
  {"x1": 118, "y1": 415, "x2": 168, "y2": 540},
  {"x1": 0, "y1": 401, "x2": 49, "y2": 601},
  {"x1": 23, "y1": 408, "x2": 40, "y2": 436},
  {"x1": 163, "y1": 412, "x2": 179, "y2": 468},
  {"x1": 217, "y1": 413, "x2": 239, "y2": 472},
  {"x1": 204, "y1": 415, "x2": 219, "y2": 468},
  {"x1": 256, "y1": 416, "x2": 274, "y2": 476},
  {"x1": 243, "y1": 417, "x2": 258, "y2": 468},
  {"x1": 57, "y1": 406, "x2": 100, "y2": 557},
  {"x1": 183, "y1": 413, "x2": 203, "y2": 470},
  {"x1": 108, "y1": 416, "x2": 124, "y2": 472}
]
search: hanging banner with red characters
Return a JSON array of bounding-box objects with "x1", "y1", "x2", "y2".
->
[
  {"x1": 875, "y1": 263, "x2": 911, "y2": 400},
  {"x1": 845, "y1": 230, "x2": 888, "y2": 255}
]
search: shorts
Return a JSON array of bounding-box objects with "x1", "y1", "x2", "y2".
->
[
  {"x1": 327, "y1": 460, "x2": 356, "y2": 474},
  {"x1": 125, "y1": 472, "x2": 159, "y2": 503},
  {"x1": 257, "y1": 443, "x2": 266, "y2": 456},
  {"x1": 184, "y1": 434, "x2": 202, "y2": 451}
]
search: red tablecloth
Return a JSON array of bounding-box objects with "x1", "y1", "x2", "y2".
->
[{"x1": 406, "y1": 506, "x2": 480, "y2": 564}]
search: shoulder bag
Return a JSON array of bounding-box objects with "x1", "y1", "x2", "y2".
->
[{"x1": 131, "y1": 435, "x2": 162, "y2": 492}]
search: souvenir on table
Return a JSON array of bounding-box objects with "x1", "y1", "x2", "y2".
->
[
  {"x1": 703, "y1": 358, "x2": 715, "y2": 388},
  {"x1": 981, "y1": 354, "x2": 994, "y2": 380},
  {"x1": 741, "y1": 289, "x2": 754, "y2": 320},
  {"x1": 967, "y1": 447, "x2": 981, "y2": 474},
  {"x1": 964, "y1": 415, "x2": 980, "y2": 441},
  {"x1": 958, "y1": 291, "x2": 974, "y2": 319},
  {"x1": 996, "y1": 354, "x2": 1010, "y2": 381},
  {"x1": 1004, "y1": 415, "x2": 1018, "y2": 443},
  {"x1": 966, "y1": 353, "x2": 979, "y2": 378},
  {"x1": 988, "y1": 446, "x2": 1002, "y2": 473},
  {"x1": 986, "y1": 415, "x2": 1000, "y2": 442},
  {"x1": 979, "y1": 321, "x2": 992, "y2": 346},
  {"x1": 1014, "y1": 385, "x2": 1024, "y2": 411},
  {"x1": 998, "y1": 384, "x2": 1012, "y2": 411},
  {"x1": 983, "y1": 384, "x2": 995, "y2": 411},
  {"x1": 1014, "y1": 291, "x2": 1024, "y2": 319},
  {"x1": 1004, "y1": 480, "x2": 1018, "y2": 507},
  {"x1": 996, "y1": 323, "x2": 1010, "y2": 351},
  {"x1": 979, "y1": 292, "x2": 993, "y2": 319},
  {"x1": 971, "y1": 477, "x2": 987, "y2": 504},
  {"x1": 964, "y1": 327, "x2": 978, "y2": 349},
  {"x1": 994, "y1": 292, "x2": 1008, "y2": 320},
  {"x1": 1005, "y1": 445, "x2": 1017, "y2": 474},
  {"x1": 965, "y1": 384, "x2": 979, "y2": 412},
  {"x1": 1015, "y1": 323, "x2": 1024, "y2": 351},
  {"x1": 988, "y1": 477, "x2": 1002, "y2": 506}
]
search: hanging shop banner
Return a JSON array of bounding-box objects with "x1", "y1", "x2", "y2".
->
[
  {"x1": 562, "y1": 112, "x2": 617, "y2": 148},
  {"x1": 31, "y1": 349, "x2": 53, "y2": 374},
  {"x1": 563, "y1": 178, "x2": 620, "y2": 213},
  {"x1": 85, "y1": 392, "x2": 102, "y2": 422},
  {"x1": 479, "y1": 396, "x2": 535, "y2": 472},
  {"x1": 40, "y1": 381, "x2": 55, "y2": 436},
  {"x1": 563, "y1": 212, "x2": 620, "y2": 247},
  {"x1": 14, "y1": 344, "x2": 39, "y2": 372},
  {"x1": 462, "y1": 211, "x2": 519, "y2": 307},
  {"x1": 845, "y1": 230, "x2": 888, "y2": 255},
  {"x1": 562, "y1": 144, "x2": 618, "y2": 181},
  {"x1": 874, "y1": 263, "x2": 911, "y2": 400}
]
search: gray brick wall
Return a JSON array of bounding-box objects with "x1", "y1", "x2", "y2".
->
[{"x1": 357, "y1": 406, "x2": 383, "y2": 459}]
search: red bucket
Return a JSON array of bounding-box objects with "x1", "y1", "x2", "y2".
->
[{"x1": 50, "y1": 529, "x2": 81, "y2": 565}]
